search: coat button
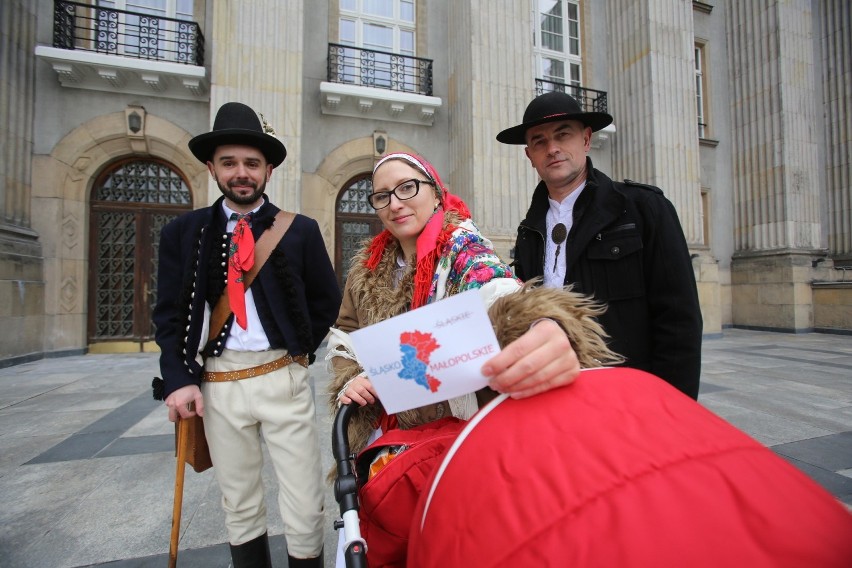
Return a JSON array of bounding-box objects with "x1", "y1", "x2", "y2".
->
[{"x1": 611, "y1": 246, "x2": 620, "y2": 255}]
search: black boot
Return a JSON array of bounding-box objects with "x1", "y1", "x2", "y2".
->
[
  {"x1": 287, "y1": 548, "x2": 323, "y2": 568},
  {"x1": 229, "y1": 532, "x2": 272, "y2": 568}
]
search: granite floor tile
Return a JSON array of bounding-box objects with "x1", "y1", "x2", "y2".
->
[{"x1": 773, "y1": 431, "x2": 852, "y2": 471}]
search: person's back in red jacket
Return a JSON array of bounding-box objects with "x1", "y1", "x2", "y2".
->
[{"x1": 409, "y1": 368, "x2": 852, "y2": 567}]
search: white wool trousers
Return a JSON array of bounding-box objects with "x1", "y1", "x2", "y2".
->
[{"x1": 201, "y1": 348, "x2": 324, "y2": 558}]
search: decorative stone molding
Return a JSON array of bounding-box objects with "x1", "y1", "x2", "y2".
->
[
  {"x1": 591, "y1": 123, "x2": 616, "y2": 149},
  {"x1": 97, "y1": 69, "x2": 126, "y2": 89},
  {"x1": 61, "y1": 213, "x2": 78, "y2": 250},
  {"x1": 141, "y1": 73, "x2": 164, "y2": 92},
  {"x1": 181, "y1": 78, "x2": 206, "y2": 97},
  {"x1": 320, "y1": 81, "x2": 442, "y2": 125},
  {"x1": 35, "y1": 45, "x2": 209, "y2": 102},
  {"x1": 60, "y1": 275, "x2": 77, "y2": 313},
  {"x1": 52, "y1": 62, "x2": 82, "y2": 84}
]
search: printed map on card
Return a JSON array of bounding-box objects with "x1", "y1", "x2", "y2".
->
[{"x1": 348, "y1": 289, "x2": 501, "y2": 414}]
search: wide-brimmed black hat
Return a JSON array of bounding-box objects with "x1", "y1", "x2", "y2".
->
[
  {"x1": 189, "y1": 102, "x2": 286, "y2": 167},
  {"x1": 496, "y1": 91, "x2": 613, "y2": 145}
]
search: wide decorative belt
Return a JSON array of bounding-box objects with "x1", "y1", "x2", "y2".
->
[{"x1": 203, "y1": 353, "x2": 309, "y2": 382}]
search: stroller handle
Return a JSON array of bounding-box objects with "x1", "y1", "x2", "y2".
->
[{"x1": 332, "y1": 402, "x2": 368, "y2": 568}]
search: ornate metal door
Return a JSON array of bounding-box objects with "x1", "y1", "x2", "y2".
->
[
  {"x1": 88, "y1": 159, "x2": 191, "y2": 347},
  {"x1": 335, "y1": 174, "x2": 384, "y2": 287}
]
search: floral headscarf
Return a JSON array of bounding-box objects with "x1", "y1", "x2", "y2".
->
[{"x1": 365, "y1": 152, "x2": 472, "y2": 309}]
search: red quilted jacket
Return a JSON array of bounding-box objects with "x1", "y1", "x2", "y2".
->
[{"x1": 409, "y1": 368, "x2": 852, "y2": 567}]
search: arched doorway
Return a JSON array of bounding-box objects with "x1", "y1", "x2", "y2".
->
[
  {"x1": 335, "y1": 174, "x2": 383, "y2": 287},
  {"x1": 87, "y1": 158, "x2": 192, "y2": 350}
]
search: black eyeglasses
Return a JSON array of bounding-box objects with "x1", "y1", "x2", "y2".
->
[{"x1": 368, "y1": 178, "x2": 434, "y2": 210}]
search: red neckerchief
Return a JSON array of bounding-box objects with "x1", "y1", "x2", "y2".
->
[{"x1": 227, "y1": 213, "x2": 255, "y2": 329}]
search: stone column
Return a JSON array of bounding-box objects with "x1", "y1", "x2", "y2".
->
[
  {"x1": 604, "y1": 0, "x2": 717, "y2": 334},
  {"x1": 0, "y1": 0, "x2": 43, "y2": 362},
  {"x1": 207, "y1": 0, "x2": 304, "y2": 212},
  {"x1": 727, "y1": 0, "x2": 824, "y2": 331},
  {"x1": 604, "y1": 0, "x2": 704, "y2": 246},
  {"x1": 446, "y1": 2, "x2": 539, "y2": 259},
  {"x1": 820, "y1": 0, "x2": 852, "y2": 260}
]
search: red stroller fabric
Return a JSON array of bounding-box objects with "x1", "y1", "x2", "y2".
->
[
  {"x1": 356, "y1": 416, "x2": 467, "y2": 567},
  {"x1": 408, "y1": 368, "x2": 852, "y2": 567}
]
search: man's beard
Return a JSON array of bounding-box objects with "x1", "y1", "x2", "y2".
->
[{"x1": 216, "y1": 177, "x2": 266, "y2": 206}]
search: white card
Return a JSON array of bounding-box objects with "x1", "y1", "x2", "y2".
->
[{"x1": 348, "y1": 289, "x2": 501, "y2": 414}]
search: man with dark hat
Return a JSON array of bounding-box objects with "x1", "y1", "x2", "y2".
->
[
  {"x1": 498, "y1": 91, "x2": 702, "y2": 399},
  {"x1": 153, "y1": 101, "x2": 341, "y2": 567}
]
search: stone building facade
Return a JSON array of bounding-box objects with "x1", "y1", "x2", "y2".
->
[{"x1": 1, "y1": 0, "x2": 849, "y2": 365}]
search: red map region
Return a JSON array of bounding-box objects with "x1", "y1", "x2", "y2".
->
[
  {"x1": 399, "y1": 330, "x2": 440, "y2": 364},
  {"x1": 426, "y1": 375, "x2": 441, "y2": 392}
]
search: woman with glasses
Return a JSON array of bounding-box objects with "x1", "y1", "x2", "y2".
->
[{"x1": 326, "y1": 152, "x2": 582, "y2": 567}]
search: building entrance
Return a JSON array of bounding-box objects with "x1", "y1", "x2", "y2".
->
[{"x1": 87, "y1": 158, "x2": 192, "y2": 351}]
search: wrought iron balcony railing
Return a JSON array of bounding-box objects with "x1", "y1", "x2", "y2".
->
[
  {"x1": 327, "y1": 43, "x2": 433, "y2": 96},
  {"x1": 535, "y1": 79, "x2": 608, "y2": 115},
  {"x1": 51, "y1": 0, "x2": 204, "y2": 66}
]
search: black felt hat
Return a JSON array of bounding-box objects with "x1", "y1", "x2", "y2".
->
[
  {"x1": 496, "y1": 91, "x2": 613, "y2": 145},
  {"x1": 188, "y1": 102, "x2": 286, "y2": 166}
]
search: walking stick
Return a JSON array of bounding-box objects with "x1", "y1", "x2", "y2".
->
[{"x1": 169, "y1": 412, "x2": 190, "y2": 568}]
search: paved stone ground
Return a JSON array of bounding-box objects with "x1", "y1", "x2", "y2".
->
[{"x1": 0, "y1": 329, "x2": 850, "y2": 567}]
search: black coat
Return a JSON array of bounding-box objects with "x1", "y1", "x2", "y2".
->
[
  {"x1": 153, "y1": 195, "x2": 342, "y2": 399},
  {"x1": 512, "y1": 159, "x2": 703, "y2": 398}
]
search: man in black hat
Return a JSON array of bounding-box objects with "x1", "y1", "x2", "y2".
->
[
  {"x1": 153, "y1": 102, "x2": 341, "y2": 567},
  {"x1": 498, "y1": 91, "x2": 702, "y2": 399}
]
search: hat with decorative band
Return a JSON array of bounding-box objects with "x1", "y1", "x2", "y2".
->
[{"x1": 189, "y1": 102, "x2": 286, "y2": 167}]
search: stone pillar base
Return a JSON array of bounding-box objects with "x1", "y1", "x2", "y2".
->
[
  {"x1": 692, "y1": 251, "x2": 722, "y2": 337},
  {"x1": 730, "y1": 250, "x2": 826, "y2": 332},
  {"x1": 0, "y1": 224, "x2": 45, "y2": 361}
]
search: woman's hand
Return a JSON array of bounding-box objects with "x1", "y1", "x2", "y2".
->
[
  {"x1": 481, "y1": 318, "x2": 580, "y2": 399},
  {"x1": 338, "y1": 374, "x2": 379, "y2": 406}
]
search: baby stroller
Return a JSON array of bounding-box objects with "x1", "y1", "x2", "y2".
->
[
  {"x1": 332, "y1": 401, "x2": 467, "y2": 568},
  {"x1": 331, "y1": 402, "x2": 367, "y2": 568}
]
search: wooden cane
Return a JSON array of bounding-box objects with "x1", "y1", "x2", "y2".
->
[{"x1": 169, "y1": 411, "x2": 190, "y2": 568}]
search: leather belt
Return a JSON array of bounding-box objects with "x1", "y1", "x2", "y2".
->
[{"x1": 203, "y1": 353, "x2": 309, "y2": 382}]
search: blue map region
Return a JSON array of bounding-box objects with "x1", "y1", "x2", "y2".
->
[{"x1": 398, "y1": 343, "x2": 430, "y2": 390}]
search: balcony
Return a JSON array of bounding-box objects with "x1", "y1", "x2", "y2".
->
[
  {"x1": 35, "y1": 0, "x2": 208, "y2": 101},
  {"x1": 535, "y1": 79, "x2": 609, "y2": 114},
  {"x1": 320, "y1": 43, "x2": 442, "y2": 126},
  {"x1": 535, "y1": 78, "x2": 615, "y2": 146}
]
